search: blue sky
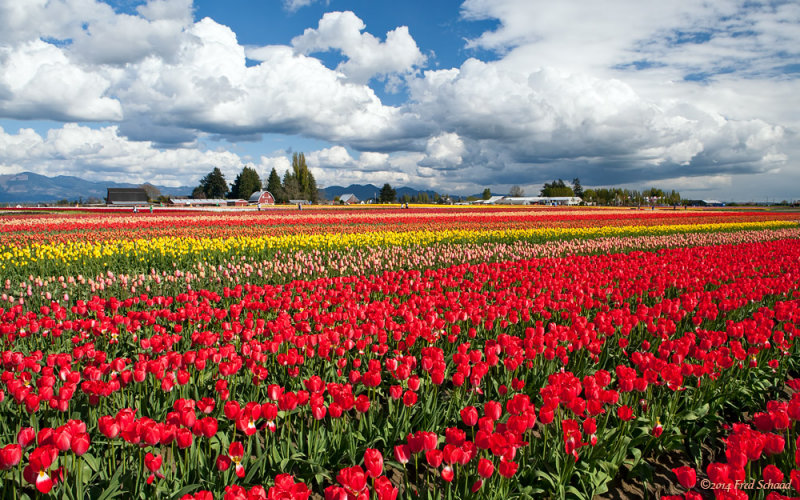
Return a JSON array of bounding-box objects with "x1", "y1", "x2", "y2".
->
[{"x1": 0, "y1": 0, "x2": 798, "y2": 200}]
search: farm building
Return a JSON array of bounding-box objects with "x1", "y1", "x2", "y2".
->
[
  {"x1": 496, "y1": 197, "x2": 543, "y2": 205},
  {"x1": 107, "y1": 188, "x2": 148, "y2": 205},
  {"x1": 545, "y1": 196, "x2": 582, "y2": 206},
  {"x1": 338, "y1": 193, "x2": 359, "y2": 204},
  {"x1": 289, "y1": 199, "x2": 312, "y2": 205},
  {"x1": 248, "y1": 190, "x2": 276, "y2": 205},
  {"x1": 477, "y1": 196, "x2": 505, "y2": 205},
  {"x1": 169, "y1": 198, "x2": 248, "y2": 207},
  {"x1": 687, "y1": 200, "x2": 725, "y2": 207},
  {"x1": 488, "y1": 196, "x2": 582, "y2": 206}
]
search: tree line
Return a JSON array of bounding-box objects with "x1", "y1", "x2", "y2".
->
[
  {"x1": 191, "y1": 153, "x2": 320, "y2": 203},
  {"x1": 537, "y1": 178, "x2": 682, "y2": 206},
  {"x1": 188, "y1": 163, "x2": 682, "y2": 207}
]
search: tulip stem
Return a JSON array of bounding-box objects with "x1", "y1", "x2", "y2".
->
[{"x1": 76, "y1": 455, "x2": 83, "y2": 500}]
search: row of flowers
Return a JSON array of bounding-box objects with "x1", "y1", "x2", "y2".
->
[
  {"x1": 1, "y1": 219, "x2": 795, "y2": 281},
  {"x1": 1, "y1": 236, "x2": 800, "y2": 498},
  {"x1": 3, "y1": 227, "x2": 799, "y2": 312},
  {"x1": 4, "y1": 207, "x2": 796, "y2": 242}
]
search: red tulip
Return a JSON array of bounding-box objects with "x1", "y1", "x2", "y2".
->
[
  {"x1": 176, "y1": 428, "x2": 193, "y2": 449},
  {"x1": 393, "y1": 444, "x2": 410, "y2": 465},
  {"x1": 441, "y1": 465, "x2": 454, "y2": 482},
  {"x1": 373, "y1": 475, "x2": 398, "y2": 500},
  {"x1": 97, "y1": 415, "x2": 120, "y2": 439},
  {"x1": 0, "y1": 444, "x2": 22, "y2": 470},
  {"x1": 18, "y1": 427, "x2": 35, "y2": 448},
  {"x1": 216, "y1": 455, "x2": 231, "y2": 472},
  {"x1": 336, "y1": 466, "x2": 367, "y2": 497},
  {"x1": 228, "y1": 442, "x2": 245, "y2": 478},
  {"x1": 363, "y1": 448, "x2": 383, "y2": 478},
  {"x1": 328, "y1": 402, "x2": 343, "y2": 419},
  {"x1": 53, "y1": 428, "x2": 72, "y2": 452},
  {"x1": 25, "y1": 446, "x2": 58, "y2": 493},
  {"x1": 460, "y1": 406, "x2": 478, "y2": 426},
  {"x1": 197, "y1": 397, "x2": 215, "y2": 414},
  {"x1": 764, "y1": 433, "x2": 785, "y2": 455},
  {"x1": 498, "y1": 459, "x2": 518, "y2": 478},
  {"x1": 477, "y1": 458, "x2": 494, "y2": 478},
  {"x1": 355, "y1": 394, "x2": 370, "y2": 413},
  {"x1": 652, "y1": 421, "x2": 663, "y2": 438},
  {"x1": 617, "y1": 405, "x2": 634, "y2": 421},
  {"x1": 224, "y1": 401, "x2": 241, "y2": 420},
  {"x1": 763, "y1": 464, "x2": 784, "y2": 484},
  {"x1": 200, "y1": 417, "x2": 218, "y2": 438},
  {"x1": 324, "y1": 485, "x2": 348, "y2": 500},
  {"x1": 672, "y1": 466, "x2": 696, "y2": 489},
  {"x1": 471, "y1": 479, "x2": 483, "y2": 493},
  {"x1": 426, "y1": 449, "x2": 443, "y2": 468},
  {"x1": 71, "y1": 433, "x2": 90, "y2": 456},
  {"x1": 389, "y1": 385, "x2": 403, "y2": 400},
  {"x1": 145, "y1": 452, "x2": 162, "y2": 472}
]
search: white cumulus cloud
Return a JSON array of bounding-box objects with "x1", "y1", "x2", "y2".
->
[
  {"x1": 292, "y1": 11, "x2": 426, "y2": 84},
  {"x1": 0, "y1": 40, "x2": 122, "y2": 121}
]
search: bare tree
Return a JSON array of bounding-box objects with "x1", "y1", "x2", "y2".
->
[
  {"x1": 508, "y1": 185, "x2": 525, "y2": 197},
  {"x1": 139, "y1": 183, "x2": 162, "y2": 200}
]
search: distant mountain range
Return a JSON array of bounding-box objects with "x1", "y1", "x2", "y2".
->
[
  {"x1": 322, "y1": 184, "x2": 439, "y2": 202},
  {"x1": 0, "y1": 173, "x2": 444, "y2": 204},
  {"x1": 0, "y1": 172, "x2": 192, "y2": 203}
]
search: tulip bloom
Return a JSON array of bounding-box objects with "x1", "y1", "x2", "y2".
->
[
  {"x1": 363, "y1": 448, "x2": 383, "y2": 478},
  {"x1": 617, "y1": 406, "x2": 634, "y2": 421},
  {"x1": 460, "y1": 406, "x2": 478, "y2": 426},
  {"x1": 145, "y1": 452, "x2": 164, "y2": 484},
  {"x1": 672, "y1": 466, "x2": 696, "y2": 489},
  {"x1": 18, "y1": 427, "x2": 36, "y2": 448},
  {"x1": 336, "y1": 466, "x2": 367, "y2": 499},
  {"x1": 477, "y1": 458, "x2": 494, "y2": 479},
  {"x1": 23, "y1": 446, "x2": 58, "y2": 493},
  {"x1": 71, "y1": 433, "x2": 90, "y2": 456},
  {"x1": 498, "y1": 459, "x2": 518, "y2": 478},
  {"x1": 374, "y1": 475, "x2": 398, "y2": 500},
  {"x1": 651, "y1": 420, "x2": 663, "y2": 438},
  {"x1": 228, "y1": 442, "x2": 245, "y2": 478},
  {"x1": 393, "y1": 444, "x2": 410, "y2": 465},
  {"x1": 0, "y1": 444, "x2": 22, "y2": 470}
]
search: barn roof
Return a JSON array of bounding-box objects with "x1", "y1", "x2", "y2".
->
[
  {"x1": 248, "y1": 190, "x2": 274, "y2": 203},
  {"x1": 107, "y1": 188, "x2": 148, "y2": 203}
]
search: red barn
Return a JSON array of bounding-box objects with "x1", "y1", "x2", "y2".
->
[{"x1": 248, "y1": 191, "x2": 276, "y2": 205}]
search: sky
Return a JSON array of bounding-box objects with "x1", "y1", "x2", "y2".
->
[{"x1": 0, "y1": 0, "x2": 798, "y2": 201}]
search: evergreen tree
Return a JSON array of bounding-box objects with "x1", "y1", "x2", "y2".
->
[
  {"x1": 307, "y1": 173, "x2": 319, "y2": 204},
  {"x1": 229, "y1": 166, "x2": 262, "y2": 200},
  {"x1": 266, "y1": 168, "x2": 286, "y2": 203},
  {"x1": 290, "y1": 152, "x2": 319, "y2": 202},
  {"x1": 572, "y1": 178, "x2": 583, "y2": 198},
  {"x1": 379, "y1": 183, "x2": 396, "y2": 203},
  {"x1": 482, "y1": 188, "x2": 492, "y2": 200},
  {"x1": 282, "y1": 169, "x2": 300, "y2": 201},
  {"x1": 197, "y1": 167, "x2": 228, "y2": 199}
]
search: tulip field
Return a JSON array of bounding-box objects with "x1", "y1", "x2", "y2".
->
[{"x1": 2, "y1": 206, "x2": 800, "y2": 500}]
